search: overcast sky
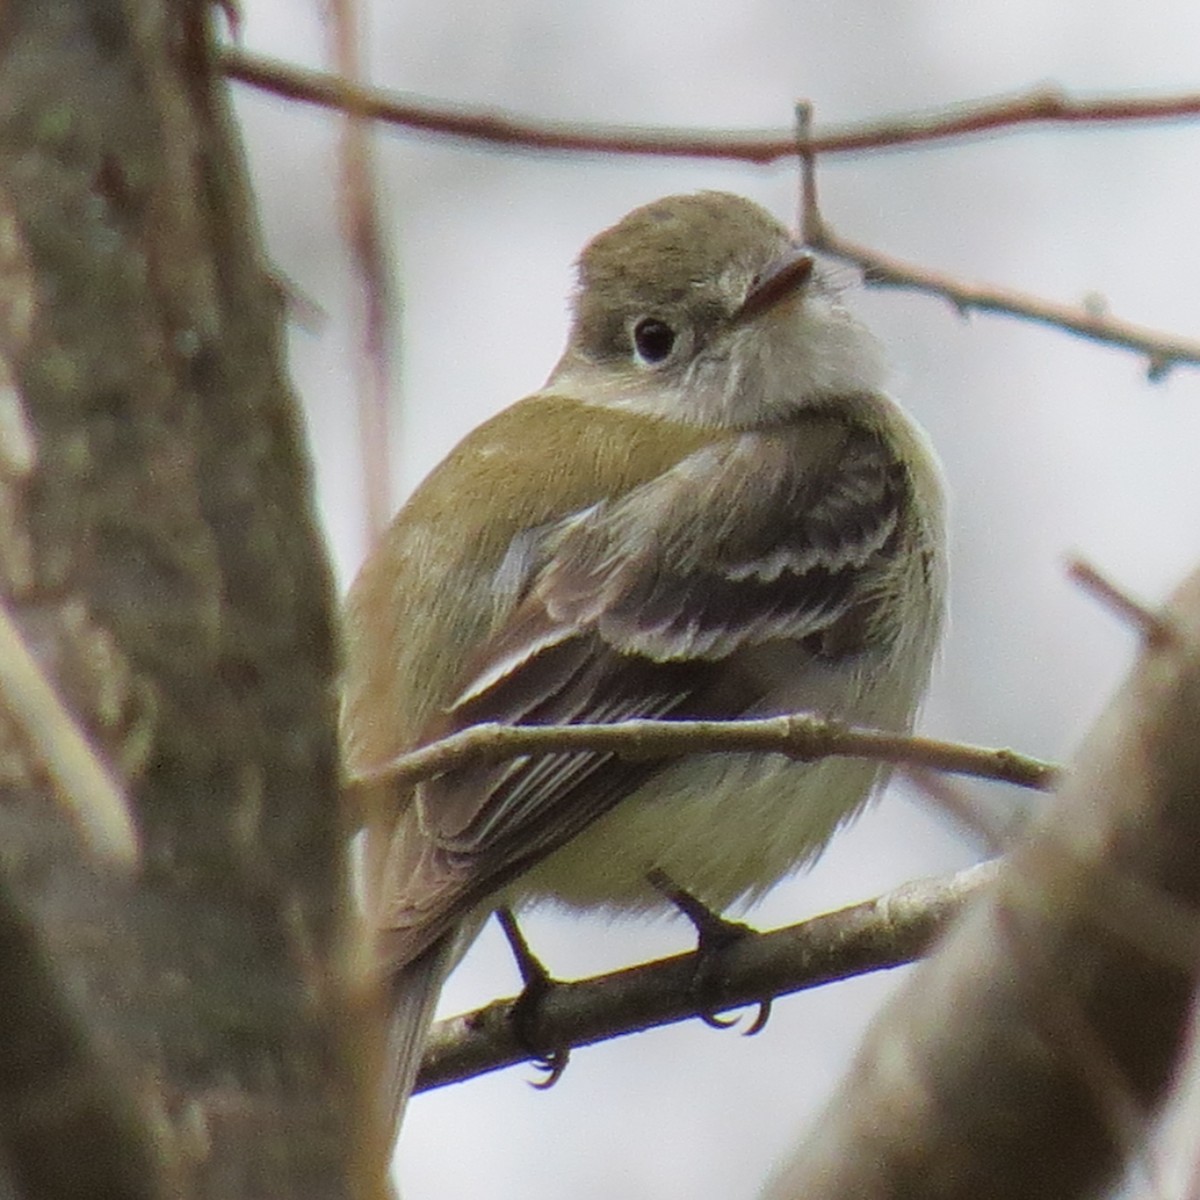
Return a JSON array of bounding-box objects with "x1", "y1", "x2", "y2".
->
[{"x1": 230, "y1": 4, "x2": 1200, "y2": 1196}]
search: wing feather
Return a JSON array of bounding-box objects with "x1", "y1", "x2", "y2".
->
[{"x1": 383, "y1": 414, "x2": 913, "y2": 959}]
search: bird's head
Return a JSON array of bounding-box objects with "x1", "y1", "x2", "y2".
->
[{"x1": 549, "y1": 191, "x2": 883, "y2": 429}]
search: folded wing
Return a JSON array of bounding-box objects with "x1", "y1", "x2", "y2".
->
[{"x1": 377, "y1": 412, "x2": 913, "y2": 965}]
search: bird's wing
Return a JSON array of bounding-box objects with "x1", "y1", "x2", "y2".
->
[{"x1": 376, "y1": 413, "x2": 912, "y2": 966}]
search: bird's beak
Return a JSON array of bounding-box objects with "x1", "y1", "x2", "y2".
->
[{"x1": 734, "y1": 245, "x2": 815, "y2": 324}]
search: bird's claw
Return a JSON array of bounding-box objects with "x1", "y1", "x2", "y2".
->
[
  {"x1": 646, "y1": 868, "x2": 773, "y2": 1036},
  {"x1": 528, "y1": 1047, "x2": 571, "y2": 1089},
  {"x1": 496, "y1": 908, "x2": 571, "y2": 1087},
  {"x1": 700, "y1": 997, "x2": 772, "y2": 1035},
  {"x1": 700, "y1": 1008, "x2": 740, "y2": 1030},
  {"x1": 742, "y1": 997, "x2": 772, "y2": 1036}
]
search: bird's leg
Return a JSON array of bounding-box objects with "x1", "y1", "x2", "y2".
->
[
  {"x1": 646, "y1": 868, "x2": 772, "y2": 1036},
  {"x1": 494, "y1": 908, "x2": 570, "y2": 1087}
]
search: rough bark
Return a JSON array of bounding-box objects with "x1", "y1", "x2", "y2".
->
[{"x1": 0, "y1": 4, "x2": 353, "y2": 1197}]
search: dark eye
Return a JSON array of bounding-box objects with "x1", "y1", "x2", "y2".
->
[{"x1": 632, "y1": 318, "x2": 676, "y2": 365}]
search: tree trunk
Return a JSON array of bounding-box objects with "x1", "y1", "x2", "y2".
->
[{"x1": 0, "y1": 4, "x2": 354, "y2": 1196}]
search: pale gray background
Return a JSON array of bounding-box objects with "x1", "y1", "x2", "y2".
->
[{"x1": 231, "y1": 3, "x2": 1200, "y2": 1196}]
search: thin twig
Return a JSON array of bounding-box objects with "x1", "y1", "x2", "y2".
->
[
  {"x1": 813, "y1": 228, "x2": 1200, "y2": 380},
  {"x1": 222, "y1": 52, "x2": 1200, "y2": 161},
  {"x1": 790, "y1": 101, "x2": 1197, "y2": 377},
  {"x1": 415, "y1": 862, "x2": 999, "y2": 1093},
  {"x1": 1066, "y1": 556, "x2": 1177, "y2": 648},
  {"x1": 0, "y1": 599, "x2": 138, "y2": 866},
  {"x1": 352, "y1": 714, "x2": 1059, "y2": 794},
  {"x1": 226, "y1": 51, "x2": 1200, "y2": 379},
  {"x1": 794, "y1": 101, "x2": 819, "y2": 240},
  {"x1": 901, "y1": 765, "x2": 1015, "y2": 855},
  {"x1": 325, "y1": 0, "x2": 395, "y2": 545}
]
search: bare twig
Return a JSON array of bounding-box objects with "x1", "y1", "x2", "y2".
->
[
  {"x1": 0, "y1": 599, "x2": 138, "y2": 867},
  {"x1": 900, "y1": 765, "x2": 1015, "y2": 855},
  {"x1": 324, "y1": 0, "x2": 395, "y2": 545},
  {"x1": 352, "y1": 714, "x2": 1059, "y2": 794},
  {"x1": 1067, "y1": 556, "x2": 1177, "y2": 648},
  {"x1": 415, "y1": 863, "x2": 998, "y2": 1093},
  {"x1": 225, "y1": 53, "x2": 1200, "y2": 378},
  {"x1": 794, "y1": 102, "x2": 820, "y2": 240},
  {"x1": 221, "y1": 53, "x2": 1200, "y2": 161},
  {"x1": 813, "y1": 228, "x2": 1200, "y2": 380}
]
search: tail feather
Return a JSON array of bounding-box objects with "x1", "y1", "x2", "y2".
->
[{"x1": 385, "y1": 932, "x2": 458, "y2": 1134}]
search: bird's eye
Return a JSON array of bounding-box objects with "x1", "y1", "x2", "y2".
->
[{"x1": 631, "y1": 318, "x2": 676, "y2": 366}]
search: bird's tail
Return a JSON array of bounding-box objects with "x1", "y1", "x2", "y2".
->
[{"x1": 383, "y1": 932, "x2": 458, "y2": 1135}]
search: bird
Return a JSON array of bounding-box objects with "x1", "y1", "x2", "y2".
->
[{"x1": 340, "y1": 190, "x2": 946, "y2": 1138}]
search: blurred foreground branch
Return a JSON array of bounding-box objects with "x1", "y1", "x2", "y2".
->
[{"x1": 763, "y1": 565, "x2": 1200, "y2": 1200}]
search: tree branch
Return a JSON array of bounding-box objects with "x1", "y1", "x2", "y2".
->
[
  {"x1": 789, "y1": 106, "x2": 1200, "y2": 379},
  {"x1": 1066, "y1": 555, "x2": 1178, "y2": 647},
  {"x1": 415, "y1": 863, "x2": 998, "y2": 1093},
  {"x1": 325, "y1": 0, "x2": 396, "y2": 548},
  {"x1": 812, "y1": 228, "x2": 1200, "y2": 380},
  {"x1": 0, "y1": 861, "x2": 160, "y2": 1200},
  {"x1": 221, "y1": 53, "x2": 1200, "y2": 162},
  {"x1": 0, "y1": 597, "x2": 138, "y2": 867},
  {"x1": 763, "y1": 563, "x2": 1200, "y2": 1200},
  {"x1": 227, "y1": 52, "x2": 1200, "y2": 381},
  {"x1": 352, "y1": 715, "x2": 1059, "y2": 795}
]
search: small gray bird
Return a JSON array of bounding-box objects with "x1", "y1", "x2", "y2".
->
[{"x1": 341, "y1": 191, "x2": 946, "y2": 1136}]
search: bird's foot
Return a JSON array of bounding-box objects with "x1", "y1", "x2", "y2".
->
[
  {"x1": 495, "y1": 908, "x2": 571, "y2": 1087},
  {"x1": 646, "y1": 868, "x2": 772, "y2": 1036}
]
